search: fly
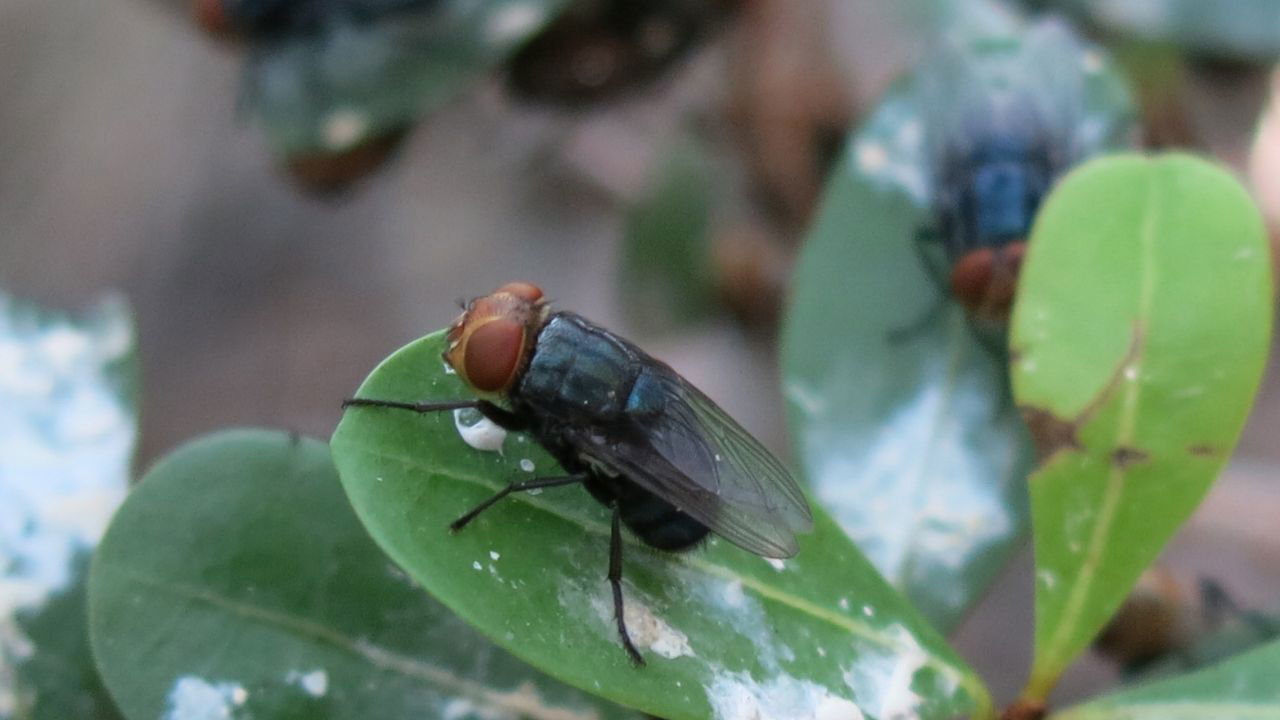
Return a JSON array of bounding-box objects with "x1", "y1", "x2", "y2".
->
[{"x1": 342, "y1": 282, "x2": 813, "y2": 664}]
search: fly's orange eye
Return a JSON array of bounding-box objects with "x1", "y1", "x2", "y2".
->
[
  {"x1": 462, "y1": 319, "x2": 526, "y2": 393},
  {"x1": 497, "y1": 282, "x2": 544, "y2": 303},
  {"x1": 950, "y1": 248, "x2": 996, "y2": 310}
]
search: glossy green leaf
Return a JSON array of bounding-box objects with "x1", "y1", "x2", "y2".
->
[
  {"x1": 1054, "y1": 639, "x2": 1280, "y2": 720},
  {"x1": 619, "y1": 134, "x2": 718, "y2": 333},
  {"x1": 1, "y1": 293, "x2": 136, "y2": 720},
  {"x1": 89, "y1": 429, "x2": 635, "y2": 720},
  {"x1": 1040, "y1": 0, "x2": 1280, "y2": 62},
  {"x1": 248, "y1": 0, "x2": 571, "y2": 155},
  {"x1": 1012, "y1": 154, "x2": 1273, "y2": 698},
  {"x1": 331, "y1": 331, "x2": 992, "y2": 720},
  {"x1": 781, "y1": 17, "x2": 1134, "y2": 634}
]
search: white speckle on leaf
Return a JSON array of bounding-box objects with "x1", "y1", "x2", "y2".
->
[
  {"x1": 766, "y1": 558, "x2": 786, "y2": 571},
  {"x1": 707, "y1": 671, "x2": 864, "y2": 720},
  {"x1": 490, "y1": 551, "x2": 501, "y2": 561},
  {"x1": 1037, "y1": 570, "x2": 1057, "y2": 589},
  {"x1": 164, "y1": 676, "x2": 246, "y2": 720},
  {"x1": 442, "y1": 361, "x2": 457, "y2": 375},
  {"x1": 454, "y1": 408, "x2": 507, "y2": 453},
  {"x1": 856, "y1": 141, "x2": 889, "y2": 173},
  {"x1": 473, "y1": 561, "x2": 483, "y2": 571},
  {"x1": 722, "y1": 579, "x2": 746, "y2": 609},
  {"x1": 1234, "y1": 247, "x2": 1256, "y2": 261},
  {"x1": 519, "y1": 458, "x2": 535, "y2": 472},
  {"x1": 861, "y1": 605, "x2": 874, "y2": 618},
  {"x1": 1081, "y1": 49, "x2": 1104, "y2": 73},
  {"x1": 486, "y1": 3, "x2": 546, "y2": 45},
  {"x1": 321, "y1": 109, "x2": 369, "y2": 151},
  {"x1": 287, "y1": 669, "x2": 328, "y2": 698},
  {"x1": 1123, "y1": 366, "x2": 1139, "y2": 382},
  {"x1": 838, "y1": 597, "x2": 850, "y2": 611}
]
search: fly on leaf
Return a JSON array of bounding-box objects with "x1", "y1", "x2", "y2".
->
[{"x1": 343, "y1": 282, "x2": 813, "y2": 664}]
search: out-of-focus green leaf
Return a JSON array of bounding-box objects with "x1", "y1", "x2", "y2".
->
[
  {"x1": 248, "y1": 0, "x2": 571, "y2": 155},
  {"x1": 619, "y1": 133, "x2": 718, "y2": 333},
  {"x1": 1054, "y1": 639, "x2": 1280, "y2": 720},
  {"x1": 331, "y1": 331, "x2": 993, "y2": 720},
  {"x1": 0, "y1": 293, "x2": 135, "y2": 720},
  {"x1": 89, "y1": 429, "x2": 637, "y2": 720},
  {"x1": 1040, "y1": 0, "x2": 1280, "y2": 62},
  {"x1": 1012, "y1": 154, "x2": 1273, "y2": 698},
  {"x1": 781, "y1": 17, "x2": 1134, "y2": 634}
]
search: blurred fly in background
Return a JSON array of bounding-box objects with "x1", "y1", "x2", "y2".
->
[{"x1": 908, "y1": 20, "x2": 1132, "y2": 336}]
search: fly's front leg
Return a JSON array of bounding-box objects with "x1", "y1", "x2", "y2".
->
[
  {"x1": 609, "y1": 503, "x2": 645, "y2": 666},
  {"x1": 341, "y1": 397, "x2": 530, "y2": 431}
]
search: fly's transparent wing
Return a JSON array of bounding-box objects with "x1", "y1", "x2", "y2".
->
[{"x1": 569, "y1": 364, "x2": 812, "y2": 559}]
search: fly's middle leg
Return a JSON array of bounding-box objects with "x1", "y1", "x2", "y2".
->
[
  {"x1": 341, "y1": 397, "x2": 529, "y2": 430},
  {"x1": 450, "y1": 474, "x2": 587, "y2": 531}
]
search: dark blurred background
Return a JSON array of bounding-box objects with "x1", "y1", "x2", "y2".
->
[{"x1": 1, "y1": 0, "x2": 1276, "y2": 708}]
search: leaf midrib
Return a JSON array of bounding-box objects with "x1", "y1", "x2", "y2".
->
[
  {"x1": 336, "y1": 435, "x2": 989, "y2": 711},
  {"x1": 101, "y1": 562, "x2": 601, "y2": 720}
]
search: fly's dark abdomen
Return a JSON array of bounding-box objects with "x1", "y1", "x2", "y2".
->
[{"x1": 584, "y1": 474, "x2": 710, "y2": 552}]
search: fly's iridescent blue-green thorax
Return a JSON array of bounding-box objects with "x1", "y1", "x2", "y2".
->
[{"x1": 443, "y1": 282, "x2": 549, "y2": 396}]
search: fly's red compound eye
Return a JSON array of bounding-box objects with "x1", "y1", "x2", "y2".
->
[
  {"x1": 497, "y1": 282, "x2": 544, "y2": 304},
  {"x1": 461, "y1": 318, "x2": 526, "y2": 393}
]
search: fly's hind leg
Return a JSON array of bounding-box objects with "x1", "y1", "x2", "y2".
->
[{"x1": 609, "y1": 502, "x2": 645, "y2": 666}]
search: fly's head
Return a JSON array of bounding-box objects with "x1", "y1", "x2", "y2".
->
[
  {"x1": 950, "y1": 242, "x2": 1026, "y2": 328},
  {"x1": 444, "y1": 282, "x2": 550, "y2": 397}
]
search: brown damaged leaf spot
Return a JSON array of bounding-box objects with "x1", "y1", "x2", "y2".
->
[
  {"x1": 1020, "y1": 324, "x2": 1146, "y2": 468},
  {"x1": 1021, "y1": 406, "x2": 1083, "y2": 465},
  {"x1": 1110, "y1": 446, "x2": 1150, "y2": 469}
]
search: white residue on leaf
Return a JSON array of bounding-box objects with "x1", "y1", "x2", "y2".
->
[
  {"x1": 454, "y1": 407, "x2": 507, "y2": 453},
  {"x1": 842, "y1": 624, "x2": 957, "y2": 720},
  {"x1": 164, "y1": 676, "x2": 247, "y2": 720},
  {"x1": 766, "y1": 558, "x2": 786, "y2": 571},
  {"x1": 486, "y1": 3, "x2": 546, "y2": 45},
  {"x1": 722, "y1": 579, "x2": 746, "y2": 609},
  {"x1": 286, "y1": 668, "x2": 328, "y2": 698},
  {"x1": 442, "y1": 361, "x2": 458, "y2": 376},
  {"x1": 519, "y1": 458, "x2": 535, "y2": 472},
  {"x1": 1037, "y1": 570, "x2": 1057, "y2": 590},
  {"x1": 565, "y1": 582, "x2": 694, "y2": 660},
  {"x1": 480, "y1": 681, "x2": 601, "y2": 720},
  {"x1": 490, "y1": 550, "x2": 501, "y2": 561},
  {"x1": 706, "y1": 671, "x2": 864, "y2": 720},
  {"x1": 1, "y1": 294, "x2": 134, "y2": 708},
  {"x1": 473, "y1": 561, "x2": 483, "y2": 571}
]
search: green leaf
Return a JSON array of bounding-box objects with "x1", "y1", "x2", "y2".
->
[
  {"x1": 330, "y1": 331, "x2": 992, "y2": 720},
  {"x1": 1012, "y1": 154, "x2": 1274, "y2": 697},
  {"x1": 248, "y1": 0, "x2": 571, "y2": 155},
  {"x1": 89, "y1": 429, "x2": 635, "y2": 720},
  {"x1": 1, "y1": 293, "x2": 136, "y2": 720},
  {"x1": 781, "y1": 17, "x2": 1134, "y2": 634},
  {"x1": 1053, "y1": 639, "x2": 1280, "y2": 720},
  {"x1": 618, "y1": 134, "x2": 718, "y2": 333}
]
